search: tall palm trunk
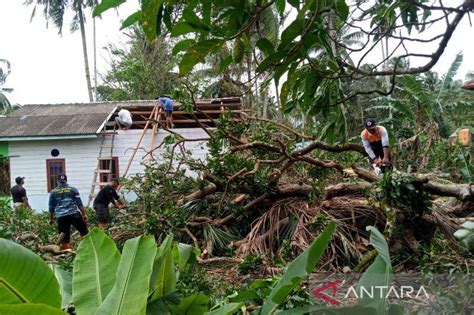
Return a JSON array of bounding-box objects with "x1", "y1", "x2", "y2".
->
[{"x1": 78, "y1": 6, "x2": 94, "y2": 102}]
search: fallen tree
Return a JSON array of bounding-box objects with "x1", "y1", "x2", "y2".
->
[{"x1": 121, "y1": 115, "x2": 472, "y2": 271}]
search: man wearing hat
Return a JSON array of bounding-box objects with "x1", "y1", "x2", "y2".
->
[
  {"x1": 361, "y1": 118, "x2": 391, "y2": 166},
  {"x1": 10, "y1": 176, "x2": 31, "y2": 209},
  {"x1": 48, "y1": 174, "x2": 88, "y2": 250}
]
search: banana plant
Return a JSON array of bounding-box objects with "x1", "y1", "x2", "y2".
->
[
  {"x1": 0, "y1": 222, "x2": 337, "y2": 315},
  {"x1": 277, "y1": 226, "x2": 404, "y2": 315},
  {"x1": 0, "y1": 229, "x2": 207, "y2": 315}
]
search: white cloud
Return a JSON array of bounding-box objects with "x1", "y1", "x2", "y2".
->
[{"x1": 0, "y1": 0, "x2": 138, "y2": 105}]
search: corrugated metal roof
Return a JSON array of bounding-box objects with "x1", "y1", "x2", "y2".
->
[
  {"x1": 0, "y1": 102, "x2": 121, "y2": 138},
  {"x1": 0, "y1": 98, "x2": 243, "y2": 138}
]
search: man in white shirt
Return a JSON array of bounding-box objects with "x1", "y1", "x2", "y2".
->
[{"x1": 115, "y1": 106, "x2": 132, "y2": 130}]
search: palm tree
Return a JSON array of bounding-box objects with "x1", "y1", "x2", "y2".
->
[{"x1": 26, "y1": 0, "x2": 97, "y2": 102}]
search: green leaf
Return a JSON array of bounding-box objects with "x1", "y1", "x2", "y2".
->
[
  {"x1": 218, "y1": 55, "x2": 234, "y2": 73},
  {"x1": 256, "y1": 38, "x2": 275, "y2": 57},
  {"x1": 150, "y1": 235, "x2": 176, "y2": 300},
  {"x1": 95, "y1": 235, "x2": 157, "y2": 315},
  {"x1": 179, "y1": 39, "x2": 223, "y2": 76},
  {"x1": 172, "y1": 293, "x2": 209, "y2": 315},
  {"x1": 0, "y1": 238, "x2": 61, "y2": 307},
  {"x1": 436, "y1": 52, "x2": 463, "y2": 105},
  {"x1": 366, "y1": 226, "x2": 391, "y2": 266},
  {"x1": 0, "y1": 303, "x2": 66, "y2": 315},
  {"x1": 50, "y1": 266, "x2": 72, "y2": 308},
  {"x1": 73, "y1": 228, "x2": 121, "y2": 315},
  {"x1": 319, "y1": 121, "x2": 336, "y2": 144},
  {"x1": 93, "y1": 0, "x2": 126, "y2": 17},
  {"x1": 171, "y1": 22, "x2": 197, "y2": 37},
  {"x1": 204, "y1": 302, "x2": 242, "y2": 315},
  {"x1": 280, "y1": 80, "x2": 290, "y2": 108},
  {"x1": 280, "y1": 20, "x2": 303, "y2": 44},
  {"x1": 334, "y1": 0, "x2": 349, "y2": 20},
  {"x1": 356, "y1": 226, "x2": 393, "y2": 313},
  {"x1": 172, "y1": 39, "x2": 196, "y2": 55},
  {"x1": 232, "y1": 37, "x2": 245, "y2": 63},
  {"x1": 182, "y1": 6, "x2": 210, "y2": 31},
  {"x1": 275, "y1": 0, "x2": 286, "y2": 16},
  {"x1": 260, "y1": 222, "x2": 336, "y2": 314},
  {"x1": 121, "y1": 11, "x2": 142, "y2": 30},
  {"x1": 172, "y1": 243, "x2": 193, "y2": 271},
  {"x1": 141, "y1": 0, "x2": 164, "y2": 41},
  {"x1": 228, "y1": 290, "x2": 259, "y2": 303}
]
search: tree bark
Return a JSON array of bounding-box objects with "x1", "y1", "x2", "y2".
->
[{"x1": 78, "y1": 6, "x2": 94, "y2": 102}]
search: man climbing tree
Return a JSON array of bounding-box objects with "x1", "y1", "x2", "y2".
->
[
  {"x1": 48, "y1": 174, "x2": 88, "y2": 250},
  {"x1": 93, "y1": 179, "x2": 125, "y2": 229},
  {"x1": 361, "y1": 118, "x2": 391, "y2": 167}
]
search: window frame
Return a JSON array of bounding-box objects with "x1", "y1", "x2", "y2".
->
[
  {"x1": 46, "y1": 158, "x2": 66, "y2": 192},
  {"x1": 99, "y1": 157, "x2": 120, "y2": 187}
]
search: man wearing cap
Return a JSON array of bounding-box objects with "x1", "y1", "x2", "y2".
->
[
  {"x1": 158, "y1": 95, "x2": 174, "y2": 129},
  {"x1": 361, "y1": 118, "x2": 391, "y2": 166},
  {"x1": 10, "y1": 176, "x2": 31, "y2": 209},
  {"x1": 48, "y1": 174, "x2": 88, "y2": 250}
]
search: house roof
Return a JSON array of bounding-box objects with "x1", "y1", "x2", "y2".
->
[
  {"x1": 462, "y1": 80, "x2": 474, "y2": 90},
  {"x1": 0, "y1": 98, "x2": 244, "y2": 140},
  {"x1": 0, "y1": 102, "x2": 120, "y2": 139}
]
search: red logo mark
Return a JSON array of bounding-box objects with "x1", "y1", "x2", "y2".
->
[{"x1": 312, "y1": 280, "x2": 341, "y2": 306}]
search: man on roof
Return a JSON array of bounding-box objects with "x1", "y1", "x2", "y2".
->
[
  {"x1": 361, "y1": 118, "x2": 391, "y2": 166},
  {"x1": 48, "y1": 174, "x2": 88, "y2": 250},
  {"x1": 115, "y1": 106, "x2": 133, "y2": 130},
  {"x1": 158, "y1": 95, "x2": 174, "y2": 129}
]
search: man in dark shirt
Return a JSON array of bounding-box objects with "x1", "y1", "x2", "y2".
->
[
  {"x1": 48, "y1": 174, "x2": 88, "y2": 250},
  {"x1": 11, "y1": 176, "x2": 31, "y2": 209},
  {"x1": 93, "y1": 179, "x2": 125, "y2": 229}
]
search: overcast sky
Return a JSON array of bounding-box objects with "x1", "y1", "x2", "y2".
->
[{"x1": 0, "y1": 1, "x2": 473, "y2": 105}]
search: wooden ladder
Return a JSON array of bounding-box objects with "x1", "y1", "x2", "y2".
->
[
  {"x1": 88, "y1": 121, "x2": 117, "y2": 206},
  {"x1": 122, "y1": 104, "x2": 161, "y2": 178}
]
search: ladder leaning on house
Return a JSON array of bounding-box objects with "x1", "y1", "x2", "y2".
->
[{"x1": 87, "y1": 119, "x2": 117, "y2": 207}]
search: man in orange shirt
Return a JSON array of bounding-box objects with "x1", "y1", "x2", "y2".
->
[{"x1": 361, "y1": 118, "x2": 390, "y2": 166}]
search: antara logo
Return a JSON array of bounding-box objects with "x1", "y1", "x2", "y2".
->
[
  {"x1": 312, "y1": 281, "x2": 430, "y2": 306},
  {"x1": 344, "y1": 285, "x2": 430, "y2": 299}
]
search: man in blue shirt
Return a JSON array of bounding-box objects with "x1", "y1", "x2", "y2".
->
[
  {"x1": 48, "y1": 174, "x2": 88, "y2": 249},
  {"x1": 158, "y1": 95, "x2": 174, "y2": 129}
]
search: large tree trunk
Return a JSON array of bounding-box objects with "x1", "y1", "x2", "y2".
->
[{"x1": 78, "y1": 6, "x2": 94, "y2": 102}]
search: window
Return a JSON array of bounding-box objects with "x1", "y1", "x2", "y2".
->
[
  {"x1": 99, "y1": 157, "x2": 119, "y2": 186},
  {"x1": 47, "y1": 159, "x2": 66, "y2": 192},
  {"x1": 0, "y1": 157, "x2": 10, "y2": 196}
]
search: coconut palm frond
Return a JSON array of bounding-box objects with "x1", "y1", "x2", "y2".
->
[
  {"x1": 258, "y1": 7, "x2": 279, "y2": 45},
  {"x1": 203, "y1": 224, "x2": 237, "y2": 253},
  {"x1": 437, "y1": 51, "x2": 463, "y2": 101}
]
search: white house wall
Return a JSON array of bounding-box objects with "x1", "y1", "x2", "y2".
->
[{"x1": 8, "y1": 128, "x2": 209, "y2": 211}]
